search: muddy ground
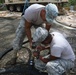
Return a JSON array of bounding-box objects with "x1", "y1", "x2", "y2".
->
[{"x1": 0, "y1": 11, "x2": 76, "y2": 75}]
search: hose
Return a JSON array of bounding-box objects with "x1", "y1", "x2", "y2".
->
[
  {"x1": 0, "y1": 46, "x2": 47, "y2": 75},
  {"x1": 0, "y1": 40, "x2": 29, "y2": 59},
  {"x1": 0, "y1": 47, "x2": 32, "y2": 74},
  {"x1": 0, "y1": 44, "x2": 48, "y2": 75},
  {"x1": 22, "y1": 0, "x2": 30, "y2": 15}
]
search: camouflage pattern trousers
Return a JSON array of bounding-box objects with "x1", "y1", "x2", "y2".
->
[
  {"x1": 12, "y1": 16, "x2": 43, "y2": 50},
  {"x1": 12, "y1": 16, "x2": 26, "y2": 50},
  {"x1": 34, "y1": 59, "x2": 74, "y2": 75}
]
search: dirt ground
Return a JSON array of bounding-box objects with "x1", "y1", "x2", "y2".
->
[{"x1": 0, "y1": 11, "x2": 76, "y2": 75}]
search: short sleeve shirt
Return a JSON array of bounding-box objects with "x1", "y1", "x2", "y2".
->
[
  {"x1": 50, "y1": 32, "x2": 75, "y2": 61},
  {"x1": 23, "y1": 4, "x2": 45, "y2": 25}
]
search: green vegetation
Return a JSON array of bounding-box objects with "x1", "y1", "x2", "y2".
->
[
  {"x1": 63, "y1": 0, "x2": 76, "y2": 7},
  {"x1": 69, "y1": 0, "x2": 76, "y2": 5},
  {"x1": 0, "y1": 0, "x2": 5, "y2": 4},
  {"x1": 0, "y1": 0, "x2": 6, "y2": 10},
  {"x1": 62, "y1": 0, "x2": 76, "y2": 10}
]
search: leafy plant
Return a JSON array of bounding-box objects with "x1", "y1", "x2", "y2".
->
[
  {"x1": 69, "y1": 0, "x2": 76, "y2": 5},
  {"x1": 0, "y1": 0, "x2": 5, "y2": 3}
]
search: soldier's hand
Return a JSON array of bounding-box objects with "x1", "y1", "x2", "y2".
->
[
  {"x1": 33, "y1": 51, "x2": 39, "y2": 57},
  {"x1": 36, "y1": 45, "x2": 45, "y2": 51}
]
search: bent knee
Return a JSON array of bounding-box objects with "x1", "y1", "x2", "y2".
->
[{"x1": 46, "y1": 61, "x2": 55, "y2": 68}]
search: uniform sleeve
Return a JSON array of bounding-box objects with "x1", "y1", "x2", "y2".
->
[{"x1": 51, "y1": 45, "x2": 63, "y2": 57}]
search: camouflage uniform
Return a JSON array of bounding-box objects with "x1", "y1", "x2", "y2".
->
[
  {"x1": 32, "y1": 27, "x2": 75, "y2": 75},
  {"x1": 13, "y1": 16, "x2": 26, "y2": 50},
  {"x1": 34, "y1": 58, "x2": 74, "y2": 75},
  {"x1": 7, "y1": 16, "x2": 26, "y2": 65},
  {"x1": 12, "y1": 16, "x2": 43, "y2": 50}
]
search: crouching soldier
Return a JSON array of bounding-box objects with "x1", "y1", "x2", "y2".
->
[{"x1": 33, "y1": 27, "x2": 75, "y2": 75}]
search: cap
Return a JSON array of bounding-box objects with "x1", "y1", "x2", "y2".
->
[
  {"x1": 45, "y1": 3, "x2": 58, "y2": 24},
  {"x1": 33, "y1": 27, "x2": 48, "y2": 44}
]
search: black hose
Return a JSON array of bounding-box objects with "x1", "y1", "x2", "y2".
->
[
  {"x1": 0, "y1": 42, "x2": 48, "y2": 75},
  {"x1": 0, "y1": 47, "x2": 32, "y2": 74},
  {"x1": 0, "y1": 48, "x2": 13, "y2": 59},
  {"x1": 0, "y1": 40, "x2": 29, "y2": 59},
  {"x1": 0, "y1": 46, "x2": 47, "y2": 75}
]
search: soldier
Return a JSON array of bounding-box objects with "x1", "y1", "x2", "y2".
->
[
  {"x1": 7, "y1": 3, "x2": 58, "y2": 65},
  {"x1": 33, "y1": 27, "x2": 75, "y2": 75}
]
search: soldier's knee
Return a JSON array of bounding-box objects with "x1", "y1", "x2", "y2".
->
[
  {"x1": 46, "y1": 62, "x2": 58, "y2": 75},
  {"x1": 46, "y1": 61, "x2": 55, "y2": 72},
  {"x1": 46, "y1": 62, "x2": 54, "y2": 68}
]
